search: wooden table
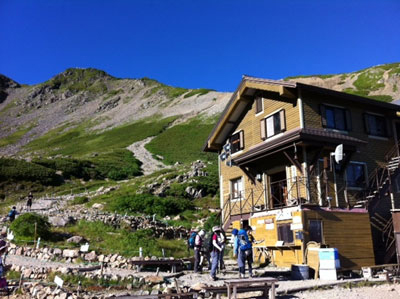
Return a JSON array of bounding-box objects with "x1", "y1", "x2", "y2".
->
[{"x1": 225, "y1": 277, "x2": 278, "y2": 299}]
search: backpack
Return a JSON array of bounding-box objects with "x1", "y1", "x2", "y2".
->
[
  {"x1": 8, "y1": 210, "x2": 15, "y2": 218},
  {"x1": 238, "y1": 231, "x2": 252, "y2": 251},
  {"x1": 188, "y1": 232, "x2": 197, "y2": 249}
]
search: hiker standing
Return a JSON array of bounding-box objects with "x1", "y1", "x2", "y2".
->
[
  {"x1": 194, "y1": 229, "x2": 205, "y2": 273},
  {"x1": 26, "y1": 192, "x2": 33, "y2": 212},
  {"x1": 218, "y1": 228, "x2": 226, "y2": 270},
  {"x1": 7, "y1": 207, "x2": 17, "y2": 223},
  {"x1": 210, "y1": 226, "x2": 222, "y2": 281},
  {"x1": 235, "y1": 228, "x2": 253, "y2": 278}
]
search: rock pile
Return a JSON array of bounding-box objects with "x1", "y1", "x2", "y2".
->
[
  {"x1": 44, "y1": 210, "x2": 188, "y2": 239},
  {"x1": 147, "y1": 160, "x2": 209, "y2": 198},
  {"x1": 7, "y1": 242, "x2": 182, "y2": 270}
]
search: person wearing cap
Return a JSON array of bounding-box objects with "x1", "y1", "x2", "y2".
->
[
  {"x1": 210, "y1": 226, "x2": 222, "y2": 281},
  {"x1": 194, "y1": 229, "x2": 205, "y2": 273}
]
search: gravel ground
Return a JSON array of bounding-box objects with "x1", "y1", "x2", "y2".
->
[
  {"x1": 126, "y1": 136, "x2": 170, "y2": 175},
  {"x1": 284, "y1": 282, "x2": 400, "y2": 299}
]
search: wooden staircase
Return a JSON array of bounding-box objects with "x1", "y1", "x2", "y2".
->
[{"x1": 359, "y1": 143, "x2": 400, "y2": 264}]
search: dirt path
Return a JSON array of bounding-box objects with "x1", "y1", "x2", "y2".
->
[{"x1": 126, "y1": 136, "x2": 170, "y2": 175}]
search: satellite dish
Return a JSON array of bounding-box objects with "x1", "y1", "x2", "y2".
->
[{"x1": 334, "y1": 144, "x2": 343, "y2": 164}]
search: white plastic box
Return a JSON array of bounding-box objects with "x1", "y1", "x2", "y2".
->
[{"x1": 319, "y1": 269, "x2": 338, "y2": 280}]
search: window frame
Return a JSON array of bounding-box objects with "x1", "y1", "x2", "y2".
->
[
  {"x1": 345, "y1": 161, "x2": 367, "y2": 190},
  {"x1": 277, "y1": 222, "x2": 294, "y2": 245},
  {"x1": 320, "y1": 104, "x2": 351, "y2": 132},
  {"x1": 308, "y1": 219, "x2": 323, "y2": 243},
  {"x1": 229, "y1": 130, "x2": 244, "y2": 154},
  {"x1": 255, "y1": 97, "x2": 264, "y2": 115},
  {"x1": 230, "y1": 177, "x2": 244, "y2": 202},
  {"x1": 261, "y1": 109, "x2": 286, "y2": 140},
  {"x1": 364, "y1": 112, "x2": 389, "y2": 138}
]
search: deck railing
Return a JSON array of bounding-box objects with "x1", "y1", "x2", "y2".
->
[{"x1": 222, "y1": 176, "x2": 322, "y2": 228}]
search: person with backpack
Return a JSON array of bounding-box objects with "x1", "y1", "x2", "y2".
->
[
  {"x1": 194, "y1": 229, "x2": 205, "y2": 273},
  {"x1": 235, "y1": 227, "x2": 253, "y2": 278},
  {"x1": 187, "y1": 228, "x2": 198, "y2": 253},
  {"x1": 210, "y1": 226, "x2": 223, "y2": 281},
  {"x1": 7, "y1": 207, "x2": 17, "y2": 223}
]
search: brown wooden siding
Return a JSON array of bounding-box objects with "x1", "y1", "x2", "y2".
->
[{"x1": 303, "y1": 209, "x2": 375, "y2": 270}]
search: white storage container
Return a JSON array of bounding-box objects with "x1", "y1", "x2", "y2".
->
[{"x1": 320, "y1": 268, "x2": 338, "y2": 280}]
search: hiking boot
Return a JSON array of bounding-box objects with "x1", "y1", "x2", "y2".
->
[{"x1": 212, "y1": 276, "x2": 218, "y2": 281}]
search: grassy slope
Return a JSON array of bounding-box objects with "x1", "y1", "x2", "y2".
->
[
  {"x1": 25, "y1": 116, "x2": 178, "y2": 157},
  {"x1": 145, "y1": 115, "x2": 219, "y2": 165}
]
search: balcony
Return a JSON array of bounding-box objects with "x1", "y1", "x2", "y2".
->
[{"x1": 222, "y1": 176, "x2": 322, "y2": 229}]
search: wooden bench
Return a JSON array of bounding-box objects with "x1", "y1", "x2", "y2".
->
[{"x1": 225, "y1": 277, "x2": 278, "y2": 299}]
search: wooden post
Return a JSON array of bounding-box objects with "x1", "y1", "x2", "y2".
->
[
  {"x1": 174, "y1": 278, "x2": 181, "y2": 294},
  {"x1": 34, "y1": 222, "x2": 37, "y2": 243},
  {"x1": 269, "y1": 281, "x2": 276, "y2": 299}
]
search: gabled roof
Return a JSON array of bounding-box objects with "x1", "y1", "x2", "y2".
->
[{"x1": 203, "y1": 75, "x2": 400, "y2": 153}]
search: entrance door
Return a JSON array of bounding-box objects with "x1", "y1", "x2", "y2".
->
[{"x1": 269, "y1": 171, "x2": 287, "y2": 208}]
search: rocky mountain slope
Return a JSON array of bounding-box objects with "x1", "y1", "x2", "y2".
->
[
  {"x1": 1, "y1": 63, "x2": 400, "y2": 158},
  {"x1": 285, "y1": 63, "x2": 400, "y2": 102},
  {"x1": 0, "y1": 68, "x2": 231, "y2": 156}
]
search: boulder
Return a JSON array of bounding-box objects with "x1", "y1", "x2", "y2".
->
[
  {"x1": 66, "y1": 236, "x2": 84, "y2": 244},
  {"x1": 62, "y1": 249, "x2": 79, "y2": 258},
  {"x1": 85, "y1": 251, "x2": 97, "y2": 262},
  {"x1": 191, "y1": 282, "x2": 207, "y2": 291},
  {"x1": 48, "y1": 216, "x2": 70, "y2": 227},
  {"x1": 92, "y1": 203, "x2": 104, "y2": 210}
]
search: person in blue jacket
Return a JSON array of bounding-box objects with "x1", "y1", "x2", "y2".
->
[{"x1": 235, "y1": 228, "x2": 253, "y2": 278}]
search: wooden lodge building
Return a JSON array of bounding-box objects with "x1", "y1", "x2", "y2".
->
[{"x1": 203, "y1": 76, "x2": 400, "y2": 270}]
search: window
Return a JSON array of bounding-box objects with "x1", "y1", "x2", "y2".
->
[
  {"x1": 261, "y1": 110, "x2": 286, "y2": 140},
  {"x1": 229, "y1": 130, "x2": 244, "y2": 154},
  {"x1": 277, "y1": 223, "x2": 294, "y2": 244},
  {"x1": 364, "y1": 113, "x2": 388, "y2": 137},
  {"x1": 346, "y1": 162, "x2": 366, "y2": 188},
  {"x1": 320, "y1": 105, "x2": 351, "y2": 131},
  {"x1": 309, "y1": 220, "x2": 323, "y2": 243},
  {"x1": 255, "y1": 97, "x2": 263, "y2": 114},
  {"x1": 231, "y1": 177, "x2": 243, "y2": 200}
]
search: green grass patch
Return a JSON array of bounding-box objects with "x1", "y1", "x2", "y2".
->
[
  {"x1": 58, "y1": 220, "x2": 188, "y2": 257},
  {"x1": 24, "y1": 116, "x2": 177, "y2": 157},
  {"x1": 184, "y1": 88, "x2": 213, "y2": 98},
  {"x1": 41, "y1": 68, "x2": 113, "y2": 94},
  {"x1": 0, "y1": 124, "x2": 35, "y2": 147},
  {"x1": 0, "y1": 100, "x2": 17, "y2": 117},
  {"x1": 145, "y1": 115, "x2": 218, "y2": 165},
  {"x1": 0, "y1": 158, "x2": 61, "y2": 185},
  {"x1": 106, "y1": 193, "x2": 194, "y2": 217},
  {"x1": 10, "y1": 213, "x2": 51, "y2": 240},
  {"x1": 70, "y1": 196, "x2": 89, "y2": 205},
  {"x1": 353, "y1": 69, "x2": 385, "y2": 92}
]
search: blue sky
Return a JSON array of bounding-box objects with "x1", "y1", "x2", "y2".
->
[{"x1": 1, "y1": 0, "x2": 399, "y2": 91}]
